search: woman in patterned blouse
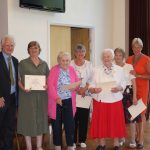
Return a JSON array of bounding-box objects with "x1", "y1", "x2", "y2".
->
[{"x1": 47, "y1": 51, "x2": 80, "y2": 150}]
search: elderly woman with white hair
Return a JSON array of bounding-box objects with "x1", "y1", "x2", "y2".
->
[
  {"x1": 47, "y1": 51, "x2": 80, "y2": 150},
  {"x1": 89, "y1": 49, "x2": 126, "y2": 150}
]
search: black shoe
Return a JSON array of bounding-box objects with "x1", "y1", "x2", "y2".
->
[
  {"x1": 137, "y1": 143, "x2": 144, "y2": 149},
  {"x1": 113, "y1": 146, "x2": 120, "y2": 150},
  {"x1": 135, "y1": 139, "x2": 139, "y2": 144},
  {"x1": 95, "y1": 145, "x2": 105, "y2": 150}
]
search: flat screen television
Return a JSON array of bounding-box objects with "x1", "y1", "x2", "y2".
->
[{"x1": 20, "y1": 0, "x2": 65, "y2": 13}]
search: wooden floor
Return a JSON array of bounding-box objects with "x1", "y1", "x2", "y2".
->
[{"x1": 13, "y1": 121, "x2": 150, "y2": 150}]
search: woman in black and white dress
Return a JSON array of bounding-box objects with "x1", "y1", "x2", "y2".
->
[
  {"x1": 114, "y1": 48, "x2": 138, "y2": 148},
  {"x1": 71, "y1": 44, "x2": 93, "y2": 148}
]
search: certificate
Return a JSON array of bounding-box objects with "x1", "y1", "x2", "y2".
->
[
  {"x1": 62, "y1": 81, "x2": 81, "y2": 90},
  {"x1": 25, "y1": 75, "x2": 46, "y2": 90},
  {"x1": 76, "y1": 95, "x2": 92, "y2": 108},
  {"x1": 128, "y1": 99, "x2": 146, "y2": 120},
  {"x1": 96, "y1": 81, "x2": 117, "y2": 92}
]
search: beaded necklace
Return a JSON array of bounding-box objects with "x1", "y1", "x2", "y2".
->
[{"x1": 103, "y1": 64, "x2": 114, "y2": 76}]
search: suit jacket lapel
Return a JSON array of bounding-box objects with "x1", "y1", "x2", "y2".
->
[{"x1": 0, "y1": 52, "x2": 10, "y2": 78}]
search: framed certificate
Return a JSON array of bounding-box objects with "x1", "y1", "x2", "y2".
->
[{"x1": 25, "y1": 75, "x2": 46, "y2": 90}]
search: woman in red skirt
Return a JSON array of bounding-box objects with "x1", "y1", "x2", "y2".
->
[{"x1": 89, "y1": 49, "x2": 126, "y2": 150}]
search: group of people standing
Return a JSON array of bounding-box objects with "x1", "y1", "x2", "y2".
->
[
  {"x1": 0, "y1": 35, "x2": 150, "y2": 150},
  {"x1": 0, "y1": 36, "x2": 49, "y2": 150}
]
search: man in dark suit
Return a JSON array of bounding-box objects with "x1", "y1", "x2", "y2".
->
[{"x1": 0, "y1": 35, "x2": 18, "y2": 150}]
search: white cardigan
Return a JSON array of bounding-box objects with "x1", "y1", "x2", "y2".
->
[{"x1": 90, "y1": 64, "x2": 126, "y2": 103}]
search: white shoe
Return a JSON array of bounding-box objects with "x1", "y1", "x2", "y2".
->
[
  {"x1": 67, "y1": 146, "x2": 75, "y2": 150},
  {"x1": 119, "y1": 138, "x2": 125, "y2": 146},
  {"x1": 73, "y1": 143, "x2": 76, "y2": 148},
  {"x1": 54, "y1": 146, "x2": 61, "y2": 150},
  {"x1": 129, "y1": 142, "x2": 136, "y2": 148},
  {"x1": 80, "y1": 143, "x2": 87, "y2": 148}
]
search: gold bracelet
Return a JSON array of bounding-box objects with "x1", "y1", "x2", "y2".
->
[{"x1": 138, "y1": 74, "x2": 142, "y2": 78}]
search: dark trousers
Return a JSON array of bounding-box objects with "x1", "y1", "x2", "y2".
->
[
  {"x1": 0, "y1": 93, "x2": 16, "y2": 150},
  {"x1": 51, "y1": 98, "x2": 74, "y2": 146},
  {"x1": 74, "y1": 107, "x2": 90, "y2": 143}
]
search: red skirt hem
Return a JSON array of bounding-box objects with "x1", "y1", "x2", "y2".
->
[{"x1": 90, "y1": 100, "x2": 127, "y2": 138}]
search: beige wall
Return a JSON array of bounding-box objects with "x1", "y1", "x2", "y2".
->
[
  {"x1": 0, "y1": 0, "x2": 127, "y2": 66},
  {"x1": 0, "y1": 0, "x2": 8, "y2": 42}
]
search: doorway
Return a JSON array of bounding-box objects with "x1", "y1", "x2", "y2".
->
[{"x1": 50, "y1": 25, "x2": 91, "y2": 67}]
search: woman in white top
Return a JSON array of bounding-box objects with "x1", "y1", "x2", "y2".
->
[
  {"x1": 114, "y1": 48, "x2": 138, "y2": 148},
  {"x1": 89, "y1": 49, "x2": 126, "y2": 150},
  {"x1": 71, "y1": 44, "x2": 93, "y2": 148}
]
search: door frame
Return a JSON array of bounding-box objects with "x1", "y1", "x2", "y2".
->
[{"x1": 47, "y1": 21, "x2": 96, "y2": 67}]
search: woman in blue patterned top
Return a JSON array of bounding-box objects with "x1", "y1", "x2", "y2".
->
[{"x1": 48, "y1": 52, "x2": 80, "y2": 150}]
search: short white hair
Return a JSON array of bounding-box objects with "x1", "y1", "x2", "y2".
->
[
  {"x1": 57, "y1": 51, "x2": 71, "y2": 63},
  {"x1": 1, "y1": 35, "x2": 15, "y2": 47},
  {"x1": 102, "y1": 48, "x2": 114, "y2": 59}
]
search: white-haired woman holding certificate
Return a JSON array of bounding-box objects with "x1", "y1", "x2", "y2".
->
[
  {"x1": 89, "y1": 49, "x2": 126, "y2": 150},
  {"x1": 17, "y1": 41, "x2": 49, "y2": 150}
]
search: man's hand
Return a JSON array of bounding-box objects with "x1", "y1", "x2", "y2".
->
[{"x1": 0, "y1": 97, "x2": 5, "y2": 108}]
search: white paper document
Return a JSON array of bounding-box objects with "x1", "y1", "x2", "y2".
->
[
  {"x1": 62, "y1": 81, "x2": 81, "y2": 90},
  {"x1": 96, "y1": 81, "x2": 117, "y2": 92},
  {"x1": 76, "y1": 95, "x2": 92, "y2": 108},
  {"x1": 25, "y1": 75, "x2": 46, "y2": 90},
  {"x1": 128, "y1": 99, "x2": 146, "y2": 120}
]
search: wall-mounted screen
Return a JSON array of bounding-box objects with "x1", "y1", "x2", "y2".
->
[{"x1": 20, "y1": 0, "x2": 65, "y2": 13}]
